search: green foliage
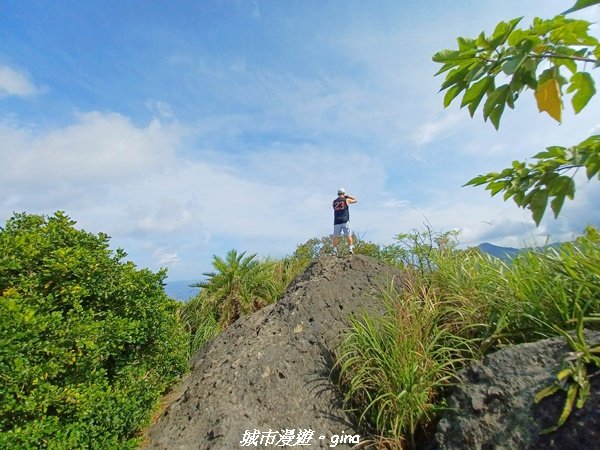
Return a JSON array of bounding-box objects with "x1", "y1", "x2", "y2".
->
[
  {"x1": 563, "y1": 0, "x2": 600, "y2": 14},
  {"x1": 393, "y1": 226, "x2": 459, "y2": 276},
  {"x1": 433, "y1": 13, "x2": 599, "y2": 127},
  {"x1": 182, "y1": 241, "x2": 322, "y2": 353},
  {"x1": 535, "y1": 313, "x2": 600, "y2": 433},
  {"x1": 180, "y1": 234, "x2": 405, "y2": 353},
  {"x1": 179, "y1": 291, "x2": 222, "y2": 354},
  {"x1": 336, "y1": 226, "x2": 600, "y2": 444},
  {"x1": 0, "y1": 212, "x2": 189, "y2": 449},
  {"x1": 431, "y1": 226, "x2": 600, "y2": 349},
  {"x1": 291, "y1": 236, "x2": 334, "y2": 262},
  {"x1": 336, "y1": 280, "x2": 473, "y2": 448},
  {"x1": 192, "y1": 249, "x2": 280, "y2": 328},
  {"x1": 465, "y1": 135, "x2": 600, "y2": 225},
  {"x1": 433, "y1": 1, "x2": 599, "y2": 225}
]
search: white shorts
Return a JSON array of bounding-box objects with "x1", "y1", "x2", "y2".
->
[{"x1": 333, "y1": 222, "x2": 351, "y2": 237}]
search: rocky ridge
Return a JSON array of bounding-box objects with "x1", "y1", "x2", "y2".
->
[
  {"x1": 144, "y1": 255, "x2": 402, "y2": 449},
  {"x1": 145, "y1": 254, "x2": 600, "y2": 450}
]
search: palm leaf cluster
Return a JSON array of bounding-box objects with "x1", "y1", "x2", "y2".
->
[
  {"x1": 196, "y1": 249, "x2": 279, "y2": 326},
  {"x1": 180, "y1": 248, "x2": 312, "y2": 353}
]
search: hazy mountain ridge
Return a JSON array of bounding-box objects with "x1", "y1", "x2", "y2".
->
[
  {"x1": 477, "y1": 243, "x2": 521, "y2": 260},
  {"x1": 477, "y1": 241, "x2": 564, "y2": 261}
]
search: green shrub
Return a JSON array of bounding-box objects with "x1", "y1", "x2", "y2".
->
[
  {"x1": 0, "y1": 212, "x2": 189, "y2": 449},
  {"x1": 336, "y1": 226, "x2": 600, "y2": 446},
  {"x1": 430, "y1": 225, "x2": 600, "y2": 349},
  {"x1": 336, "y1": 280, "x2": 473, "y2": 448},
  {"x1": 180, "y1": 290, "x2": 222, "y2": 354}
]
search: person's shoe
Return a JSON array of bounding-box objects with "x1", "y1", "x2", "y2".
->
[{"x1": 349, "y1": 248, "x2": 354, "y2": 255}]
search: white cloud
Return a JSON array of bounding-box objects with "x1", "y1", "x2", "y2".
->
[
  {"x1": 146, "y1": 100, "x2": 175, "y2": 120},
  {"x1": 0, "y1": 65, "x2": 39, "y2": 98},
  {"x1": 153, "y1": 248, "x2": 181, "y2": 267},
  {"x1": 411, "y1": 113, "x2": 464, "y2": 146},
  {"x1": 3, "y1": 0, "x2": 599, "y2": 280},
  {"x1": 382, "y1": 198, "x2": 411, "y2": 209},
  {"x1": 0, "y1": 112, "x2": 181, "y2": 191}
]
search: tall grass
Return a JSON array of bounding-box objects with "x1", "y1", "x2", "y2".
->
[
  {"x1": 336, "y1": 279, "x2": 474, "y2": 448},
  {"x1": 336, "y1": 226, "x2": 600, "y2": 447},
  {"x1": 179, "y1": 292, "x2": 222, "y2": 355},
  {"x1": 431, "y1": 226, "x2": 600, "y2": 349}
]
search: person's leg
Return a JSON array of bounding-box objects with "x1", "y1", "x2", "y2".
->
[
  {"x1": 343, "y1": 223, "x2": 354, "y2": 253},
  {"x1": 332, "y1": 224, "x2": 342, "y2": 254}
]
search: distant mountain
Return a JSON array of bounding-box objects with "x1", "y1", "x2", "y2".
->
[
  {"x1": 164, "y1": 280, "x2": 200, "y2": 301},
  {"x1": 477, "y1": 242, "x2": 564, "y2": 261},
  {"x1": 477, "y1": 243, "x2": 521, "y2": 260}
]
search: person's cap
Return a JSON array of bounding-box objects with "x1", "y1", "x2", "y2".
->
[{"x1": 337, "y1": 187, "x2": 345, "y2": 194}]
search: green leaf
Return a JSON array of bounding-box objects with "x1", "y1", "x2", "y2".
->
[
  {"x1": 476, "y1": 31, "x2": 488, "y2": 48},
  {"x1": 551, "y1": 194, "x2": 566, "y2": 218},
  {"x1": 562, "y1": 0, "x2": 600, "y2": 15},
  {"x1": 548, "y1": 176, "x2": 576, "y2": 199},
  {"x1": 490, "y1": 18, "x2": 523, "y2": 48},
  {"x1": 508, "y1": 29, "x2": 531, "y2": 47},
  {"x1": 586, "y1": 160, "x2": 600, "y2": 179},
  {"x1": 534, "y1": 146, "x2": 566, "y2": 159},
  {"x1": 440, "y1": 67, "x2": 470, "y2": 91},
  {"x1": 566, "y1": 177, "x2": 576, "y2": 199},
  {"x1": 566, "y1": 72, "x2": 596, "y2": 113},
  {"x1": 535, "y1": 384, "x2": 560, "y2": 403},
  {"x1": 488, "y1": 102, "x2": 506, "y2": 129},
  {"x1": 488, "y1": 180, "x2": 507, "y2": 196},
  {"x1": 558, "y1": 383, "x2": 578, "y2": 427},
  {"x1": 444, "y1": 84, "x2": 465, "y2": 107},
  {"x1": 483, "y1": 84, "x2": 510, "y2": 129},
  {"x1": 529, "y1": 189, "x2": 549, "y2": 226},
  {"x1": 551, "y1": 46, "x2": 579, "y2": 74},
  {"x1": 432, "y1": 49, "x2": 477, "y2": 64},
  {"x1": 502, "y1": 52, "x2": 529, "y2": 75},
  {"x1": 457, "y1": 37, "x2": 476, "y2": 52},
  {"x1": 434, "y1": 62, "x2": 455, "y2": 76},
  {"x1": 461, "y1": 77, "x2": 493, "y2": 116},
  {"x1": 464, "y1": 175, "x2": 490, "y2": 187},
  {"x1": 537, "y1": 68, "x2": 556, "y2": 86}
]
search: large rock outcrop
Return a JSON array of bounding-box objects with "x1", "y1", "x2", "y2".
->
[
  {"x1": 427, "y1": 332, "x2": 600, "y2": 450},
  {"x1": 145, "y1": 254, "x2": 600, "y2": 449},
  {"x1": 144, "y1": 255, "x2": 403, "y2": 450}
]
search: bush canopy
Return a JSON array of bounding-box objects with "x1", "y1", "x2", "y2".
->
[{"x1": 0, "y1": 211, "x2": 189, "y2": 449}]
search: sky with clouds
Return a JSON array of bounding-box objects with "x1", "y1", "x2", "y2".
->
[{"x1": 1, "y1": 0, "x2": 599, "y2": 281}]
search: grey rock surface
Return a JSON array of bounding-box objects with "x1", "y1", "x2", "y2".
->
[
  {"x1": 144, "y1": 255, "x2": 403, "y2": 449},
  {"x1": 427, "y1": 332, "x2": 600, "y2": 450}
]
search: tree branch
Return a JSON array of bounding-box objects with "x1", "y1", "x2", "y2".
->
[{"x1": 536, "y1": 52, "x2": 598, "y2": 65}]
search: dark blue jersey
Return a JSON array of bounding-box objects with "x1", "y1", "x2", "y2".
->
[{"x1": 333, "y1": 196, "x2": 350, "y2": 224}]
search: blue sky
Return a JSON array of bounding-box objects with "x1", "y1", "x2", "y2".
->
[{"x1": 1, "y1": 1, "x2": 599, "y2": 281}]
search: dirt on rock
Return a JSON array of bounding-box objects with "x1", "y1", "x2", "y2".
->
[{"x1": 143, "y1": 255, "x2": 404, "y2": 450}]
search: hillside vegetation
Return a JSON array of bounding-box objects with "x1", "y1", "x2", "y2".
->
[
  {"x1": 0, "y1": 212, "x2": 189, "y2": 449},
  {"x1": 1, "y1": 211, "x2": 599, "y2": 448},
  {"x1": 181, "y1": 226, "x2": 600, "y2": 448}
]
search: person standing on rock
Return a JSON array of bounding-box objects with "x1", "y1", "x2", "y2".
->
[{"x1": 332, "y1": 188, "x2": 357, "y2": 255}]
